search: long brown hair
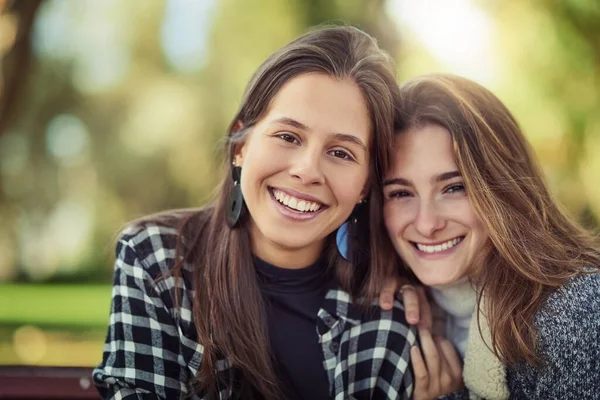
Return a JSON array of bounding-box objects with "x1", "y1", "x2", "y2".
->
[
  {"x1": 149, "y1": 26, "x2": 400, "y2": 399},
  {"x1": 394, "y1": 73, "x2": 600, "y2": 366}
]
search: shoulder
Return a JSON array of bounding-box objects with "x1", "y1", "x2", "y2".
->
[
  {"x1": 114, "y1": 209, "x2": 204, "y2": 281},
  {"x1": 325, "y1": 287, "x2": 416, "y2": 337},
  {"x1": 343, "y1": 288, "x2": 417, "y2": 348},
  {"x1": 537, "y1": 271, "x2": 600, "y2": 329},
  {"x1": 324, "y1": 288, "x2": 417, "y2": 398},
  {"x1": 111, "y1": 212, "x2": 205, "y2": 325},
  {"x1": 508, "y1": 272, "x2": 600, "y2": 398},
  {"x1": 115, "y1": 220, "x2": 180, "y2": 281},
  {"x1": 534, "y1": 271, "x2": 600, "y2": 364},
  {"x1": 363, "y1": 298, "x2": 416, "y2": 340}
]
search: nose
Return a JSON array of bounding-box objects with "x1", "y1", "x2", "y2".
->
[
  {"x1": 288, "y1": 149, "x2": 325, "y2": 185},
  {"x1": 414, "y1": 199, "x2": 446, "y2": 237}
]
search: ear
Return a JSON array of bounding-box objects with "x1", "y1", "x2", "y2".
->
[
  {"x1": 231, "y1": 121, "x2": 246, "y2": 166},
  {"x1": 358, "y1": 181, "x2": 371, "y2": 204},
  {"x1": 231, "y1": 120, "x2": 244, "y2": 134}
]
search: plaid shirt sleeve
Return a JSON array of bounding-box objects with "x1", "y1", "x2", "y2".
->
[
  {"x1": 319, "y1": 289, "x2": 417, "y2": 400},
  {"x1": 92, "y1": 224, "x2": 201, "y2": 400}
]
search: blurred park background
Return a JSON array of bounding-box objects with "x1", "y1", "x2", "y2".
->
[{"x1": 0, "y1": 0, "x2": 599, "y2": 366}]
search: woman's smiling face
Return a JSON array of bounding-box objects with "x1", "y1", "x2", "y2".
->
[
  {"x1": 383, "y1": 124, "x2": 489, "y2": 286},
  {"x1": 235, "y1": 73, "x2": 371, "y2": 268}
]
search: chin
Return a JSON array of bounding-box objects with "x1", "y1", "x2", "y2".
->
[
  {"x1": 263, "y1": 230, "x2": 318, "y2": 251},
  {"x1": 415, "y1": 271, "x2": 461, "y2": 287}
]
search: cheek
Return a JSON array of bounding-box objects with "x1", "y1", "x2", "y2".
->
[
  {"x1": 240, "y1": 152, "x2": 282, "y2": 188},
  {"x1": 383, "y1": 203, "x2": 409, "y2": 236},
  {"x1": 327, "y1": 165, "x2": 369, "y2": 203},
  {"x1": 460, "y1": 202, "x2": 485, "y2": 233},
  {"x1": 459, "y1": 203, "x2": 489, "y2": 245},
  {"x1": 472, "y1": 219, "x2": 489, "y2": 244},
  {"x1": 328, "y1": 180, "x2": 363, "y2": 207}
]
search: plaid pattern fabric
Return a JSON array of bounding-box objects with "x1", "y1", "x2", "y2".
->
[{"x1": 93, "y1": 222, "x2": 416, "y2": 399}]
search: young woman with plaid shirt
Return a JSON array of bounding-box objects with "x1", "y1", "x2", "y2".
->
[{"x1": 93, "y1": 26, "x2": 425, "y2": 400}]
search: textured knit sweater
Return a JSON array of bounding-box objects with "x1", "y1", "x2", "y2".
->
[{"x1": 441, "y1": 271, "x2": 600, "y2": 400}]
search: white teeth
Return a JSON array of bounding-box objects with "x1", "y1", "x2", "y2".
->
[
  {"x1": 297, "y1": 200, "x2": 305, "y2": 211},
  {"x1": 416, "y1": 237, "x2": 462, "y2": 253},
  {"x1": 272, "y1": 189, "x2": 322, "y2": 213}
]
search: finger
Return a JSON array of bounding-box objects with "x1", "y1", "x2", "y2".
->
[
  {"x1": 436, "y1": 337, "x2": 463, "y2": 382},
  {"x1": 433, "y1": 336, "x2": 453, "y2": 391},
  {"x1": 400, "y1": 284, "x2": 420, "y2": 325},
  {"x1": 410, "y1": 346, "x2": 430, "y2": 393},
  {"x1": 379, "y1": 277, "x2": 398, "y2": 310},
  {"x1": 416, "y1": 286, "x2": 433, "y2": 330},
  {"x1": 418, "y1": 327, "x2": 441, "y2": 387}
]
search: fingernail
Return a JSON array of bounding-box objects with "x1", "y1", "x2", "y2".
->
[
  {"x1": 408, "y1": 312, "x2": 418, "y2": 323},
  {"x1": 400, "y1": 284, "x2": 414, "y2": 293}
]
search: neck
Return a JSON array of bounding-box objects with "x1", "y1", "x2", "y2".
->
[
  {"x1": 249, "y1": 226, "x2": 325, "y2": 269},
  {"x1": 429, "y1": 277, "x2": 477, "y2": 358},
  {"x1": 430, "y1": 277, "x2": 477, "y2": 318}
]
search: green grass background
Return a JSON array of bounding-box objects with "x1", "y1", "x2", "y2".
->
[{"x1": 0, "y1": 284, "x2": 112, "y2": 366}]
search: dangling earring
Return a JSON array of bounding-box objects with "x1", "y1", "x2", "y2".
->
[
  {"x1": 336, "y1": 199, "x2": 366, "y2": 261},
  {"x1": 226, "y1": 161, "x2": 244, "y2": 228}
]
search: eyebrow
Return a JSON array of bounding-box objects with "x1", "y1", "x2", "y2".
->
[
  {"x1": 332, "y1": 133, "x2": 367, "y2": 151},
  {"x1": 436, "y1": 171, "x2": 461, "y2": 183},
  {"x1": 271, "y1": 117, "x2": 367, "y2": 151},
  {"x1": 383, "y1": 171, "x2": 462, "y2": 187},
  {"x1": 382, "y1": 177, "x2": 411, "y2": 187},
  {"x1": 273, "y1": 117, "x2": 309, "y2": 131}
]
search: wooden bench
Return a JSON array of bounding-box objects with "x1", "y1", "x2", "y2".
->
[{"x1": 0, "y1": 366, "x2": 98, "y2": 399}]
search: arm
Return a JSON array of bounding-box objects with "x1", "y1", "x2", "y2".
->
[{"x1": 93, "y1": 231, "x2": 190, "y2": 400}]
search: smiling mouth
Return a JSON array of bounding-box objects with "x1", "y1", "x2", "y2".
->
[
  {"x1": 269, "y1": 187, "x2": 326, "y2": 213},
  {"x1": 411, "y1": 236, "x2": 465, "y2": 254}
]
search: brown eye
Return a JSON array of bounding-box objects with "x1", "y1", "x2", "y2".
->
[
  {"x1": 328, "y1": 149, "x2": 353, "y2": 161},
  {"x1": 276, "y1": 133, "x2": 299, "y2": 145}
]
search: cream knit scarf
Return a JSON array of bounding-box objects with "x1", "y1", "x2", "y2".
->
[
  {"x1": 430, "y1": 282, "x2": 509, "y2": 400},
  {"x1": 463, "y1": 296, "x2": 509, "y2": 400}
]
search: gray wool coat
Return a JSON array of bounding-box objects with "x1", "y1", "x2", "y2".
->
[{"x1": 440, "y1": 271, "x2": 600, "y2": 400}]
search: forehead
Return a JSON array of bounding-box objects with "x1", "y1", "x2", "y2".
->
[
  {"x1": 259, "y1": 73, "x2": 372, "y2": 141},
  {"x1": 391, "y1": 124, "x2": 457, "y2": 173}
]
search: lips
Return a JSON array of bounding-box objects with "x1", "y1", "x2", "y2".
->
[
  {"x1": 269, "y1": 187, "x2": 326, "y2": 214},
  {"x1": 411, "y1": 236, "x2": 465, "y2": 254}
]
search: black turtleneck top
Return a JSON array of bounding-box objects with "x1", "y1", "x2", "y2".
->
[{"x1": 255, "y1": 257, "x2": 334, "y2": 400}]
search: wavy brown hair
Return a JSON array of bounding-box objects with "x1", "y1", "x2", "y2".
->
[
  {"x1": 146, "y1": 26, "x2": 400, "y2": 399},
  {"x1": 393, "y1": 73, "x2": 600, "y2": 366}
]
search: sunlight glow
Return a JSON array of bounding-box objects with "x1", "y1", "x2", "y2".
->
[{"x1": 387, "y1": 0, "x2": 498, "y2": 83}]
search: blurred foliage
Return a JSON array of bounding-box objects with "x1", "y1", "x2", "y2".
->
[
  {"x1": 0, "y1": 0, "x2": 598, "y2": 366},
  {"x1": 490, "y1": 0, "x2": 600, "y2": 229}
]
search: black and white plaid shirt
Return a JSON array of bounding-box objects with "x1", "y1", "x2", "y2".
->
[{"x1": 93, "y1": 222, "x2": 416, "y2": 399}]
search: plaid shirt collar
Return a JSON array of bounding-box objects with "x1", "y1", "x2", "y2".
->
[{"x1": 318, "y1": 288, "x2": 363, "y2": 389}]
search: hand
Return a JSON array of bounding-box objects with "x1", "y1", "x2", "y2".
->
[
  {"x1": 412, "y1": 287, "x2": 463, "y2": 399},
  {"x1": 379, "y1": 276, "x2": 420, "y2": 325}
]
